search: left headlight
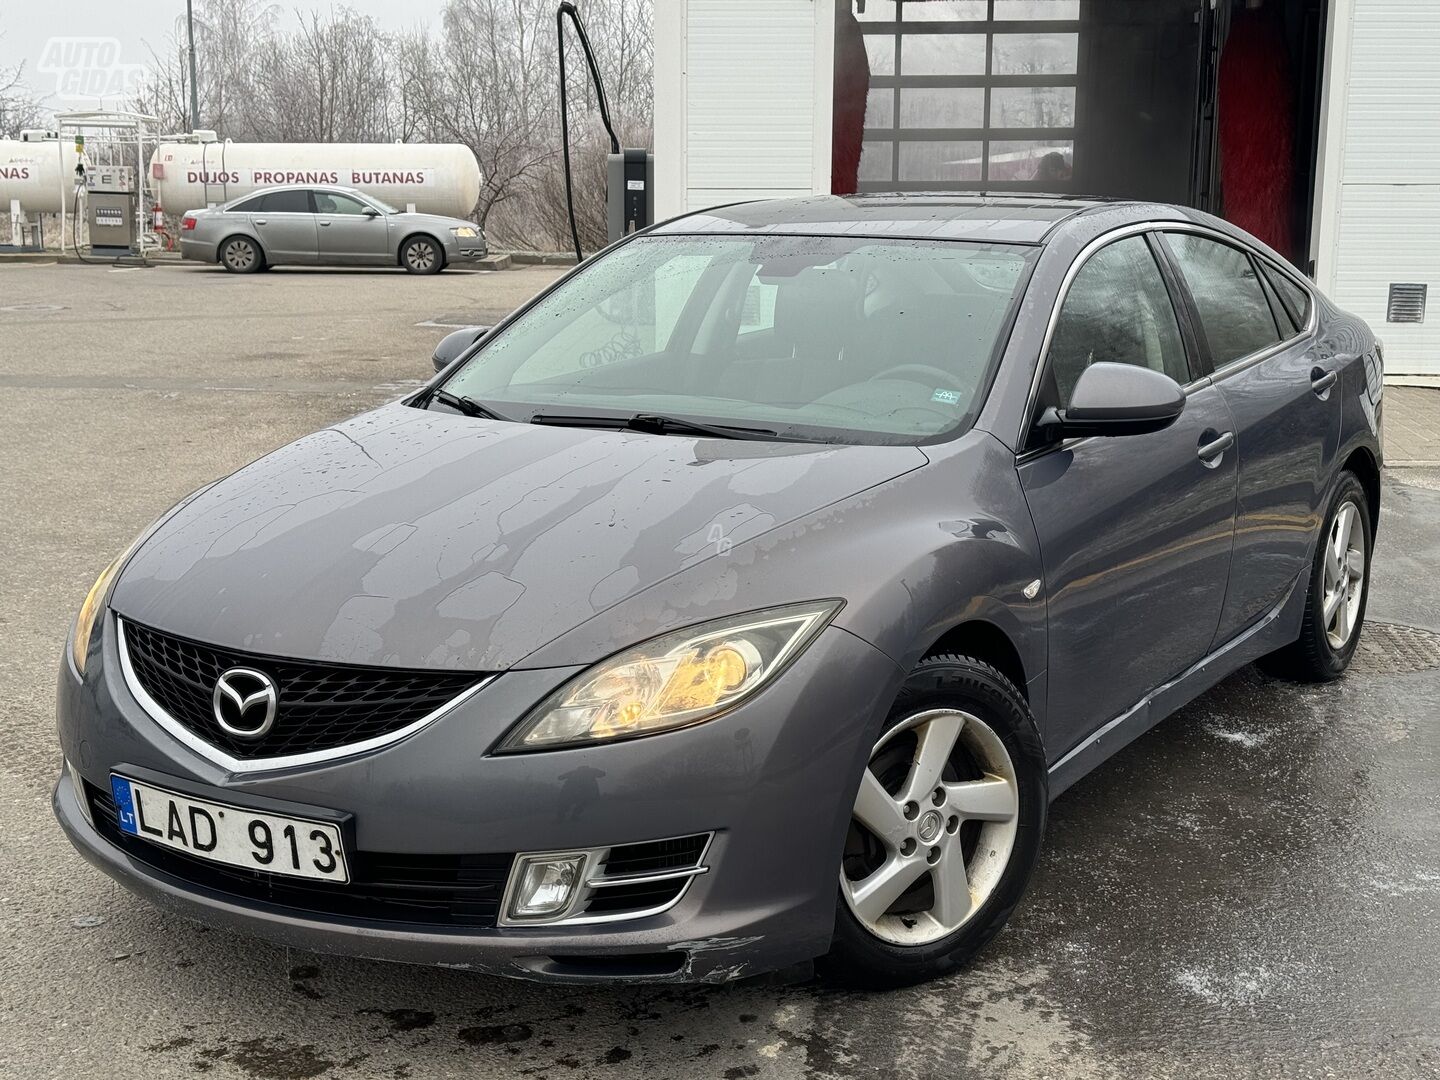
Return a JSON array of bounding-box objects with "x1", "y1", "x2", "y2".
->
[
  {"x1": 496, "y1": 601, "x2": 842, "y2": 752},
  {"x1": 452, "y1": 226, "x2": 479, "y2": 238},
  {"x1": 69, "y1": 484, "x2": 215, "y2": 675},
  {"x1": 70, "y1": 551, "x2": 128, "y2": 675}
]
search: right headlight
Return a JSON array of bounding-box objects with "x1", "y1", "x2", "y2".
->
[{"x1": 496, "y1": 601, "x2": 842, "y2": 752}]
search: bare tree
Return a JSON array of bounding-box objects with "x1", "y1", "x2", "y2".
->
[{"x1": 1, "y1": 31, "x2": 46, "y2": 139}]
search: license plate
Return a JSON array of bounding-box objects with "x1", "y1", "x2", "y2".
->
[{"x1": 109, "y1": 775, "x2": 349, "y2": 883}]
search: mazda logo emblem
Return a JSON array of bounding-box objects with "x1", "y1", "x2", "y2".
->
[{"x1": 212, "y1": 667, "x2": 278, "y2": 739}]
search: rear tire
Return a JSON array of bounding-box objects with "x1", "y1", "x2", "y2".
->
[
  {"x1": 1260, "y1": 471, "x2": 1372, "y2": 682},
  {"x1": 401, "y1": 236, "x2": 444, "y2": 275},
  {"x1": 219, "y1": 235, "x2": 263, "y2": 274},
  {"x1": 818, "y1": 654, "x2": 1047, "y2": 989}
]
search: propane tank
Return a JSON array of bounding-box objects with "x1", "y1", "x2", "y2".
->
[
  {"x1": 147, "y1": 142, "x2": 483, "y2": 218},
  {"x1": 0, "y1": 139, "x2": 83, "y2": 214}
]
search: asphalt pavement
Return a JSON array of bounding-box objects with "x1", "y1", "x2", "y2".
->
[{"x1": 1, "y1": 261, "x2": 1436, "y2": 1080}]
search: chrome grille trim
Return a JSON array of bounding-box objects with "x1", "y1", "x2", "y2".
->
[{"x1": 115, "y1": 615, "x2": 493, "y2": 774}]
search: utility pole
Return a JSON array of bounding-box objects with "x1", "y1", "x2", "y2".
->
[{"x1": 186, "y1": 0, "x2": 201, "y2": 131}]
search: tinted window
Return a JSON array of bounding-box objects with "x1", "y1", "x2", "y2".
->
[
  {"x1": 1165, "y1": 234, "x2": 1280, "y2": 365},
  {"x1": 1048, "y1": 235, "x2": 1188, "y2": 405},
  {"x1": 314, "y1": 191, "x2": 372, "y2": 215},
  {"x1": 442, "y1": 235, "x2": 1034, "y2": 443},
  {"x1": 1259, "y1": 261, "x2": 1313, "y2": 334},
  {"x1": 231, "y1": 196, "x2": 265, "y2": 213},
  {"x1": 259, "y1": 189, "x2": 312, "y2": 213}
]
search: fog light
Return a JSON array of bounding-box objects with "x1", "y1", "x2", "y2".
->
[{"x1": 508, "y1": 854, "x2": 586, "y2": 920}]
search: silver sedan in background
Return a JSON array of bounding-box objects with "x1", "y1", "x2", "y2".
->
[{"x1": 178, "y1": 185, "x2": 487, "y2": 274}]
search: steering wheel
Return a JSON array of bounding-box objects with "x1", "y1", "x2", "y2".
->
[{"x1": 869, "y1": 364, "x2": 966, "y2": 391}]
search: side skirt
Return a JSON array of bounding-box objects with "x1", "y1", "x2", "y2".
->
[{"x1": 1046, "y1": 569, "x2": 1308, "y2": 799}]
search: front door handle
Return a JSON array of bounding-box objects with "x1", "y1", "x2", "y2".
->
[
  {"x1": 1197, "y1": 430, "x2": 1235, "y2": 464},
  {"x1": 319, "y1": 220, "x2": 331, "y2": 227},
  {"x1": 1311, "y1": 367, "x2": 1338, "y2": 396}
]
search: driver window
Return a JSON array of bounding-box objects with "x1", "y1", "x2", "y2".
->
[
  {"x1": 1047, "y1": 235, "x2": 1189, "y2": 405},
  {"x1": 314, "y1": 191, "x2": 371, "y2": 215}
]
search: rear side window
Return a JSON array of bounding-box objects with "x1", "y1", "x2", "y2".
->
[
  {"x1": 1047, "y1": 235, "x2": 1190, "y2": 405},
  {"x1": 231, "y1": 196, "x2": 264, "y2": 213},
  {"x1": 1259, "y1": 261, "x2": 1313, "y2": 334},
  {"x1": 1164, "y1": 234, "x2": 1279, "y2": 366},
  {"x1": 259, "y1": 189, "x2": 312, "y2": 213}
]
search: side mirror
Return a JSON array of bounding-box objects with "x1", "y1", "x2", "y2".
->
[
  {"x1": 362, "y1": 206, "x2": 380, "y2": 218},
  {"x1": 1039, "y1": 362, "x2": 1186, "y2": 439},
  {"x1": 432, "y1": 325, "x2": 491, "y2": 373}
]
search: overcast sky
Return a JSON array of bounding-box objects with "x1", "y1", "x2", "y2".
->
[{"x1": 3, "y1": 2, "x2": 447, "y2": 109}]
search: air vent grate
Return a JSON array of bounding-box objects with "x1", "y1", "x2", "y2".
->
[{"x1": 1386, "y1": 283, "x2": 1427, "y2": 324}]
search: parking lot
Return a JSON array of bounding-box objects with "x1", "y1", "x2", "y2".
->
[{"x1": 2, "y1": 261, "x2": 1437, "y2": 1080}]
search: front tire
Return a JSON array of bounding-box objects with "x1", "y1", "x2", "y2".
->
[
  {"x1": 1260, "y1": 471, "x2": 1372, "y2": 682},
  {"x1": 219, "y1": 235, "x2": 263, "y2": 273},
  {"x1": 819, "y1": 654, "x2": 1047, "y2": 988},
  {"x1": 401, "y1": 236, "x2": 444, "y2": 275}
]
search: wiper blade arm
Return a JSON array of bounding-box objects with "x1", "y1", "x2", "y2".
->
[
  {"x1": 431, "y1": 389, "x2": 514, "y2": 423},
  {"x1": 628, "y1": 413, "x2": 783, "y2": 440},
  {"x1": 529, "y1": 411, "x2": 785, "y2": 441}
]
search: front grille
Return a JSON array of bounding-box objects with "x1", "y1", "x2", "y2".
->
[
  {"x1": 122, "y1": 619, "x2": 485, "y2": 761},
  {"x1": 87, "y1": 782, "x2": 511, "y2": 928}
]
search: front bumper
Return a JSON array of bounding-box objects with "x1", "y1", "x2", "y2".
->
[
  {"x1": 54, "y1": 616, "x2": 901, "y2": 983},
  {"x1": 442, "y1": 234, "x2": 487, "y2": 262}
]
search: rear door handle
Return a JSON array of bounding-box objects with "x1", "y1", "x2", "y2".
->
[
  {"x1": 1197, "y1": 431, "x2": 1235, "y2": 463},
  {"x1": 1311, "y1": 368, "x2": 1338, "y2": 396},
  {"x1": 254, "y1": 218, "x2": 267, "y2": 225}
]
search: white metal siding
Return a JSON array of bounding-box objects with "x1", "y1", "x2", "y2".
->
[
  {"x1": 679, "y1": 0, "x2": 826, "y2": 213},
  {"x1": 1329, "y1": 0, "x2": 1440, "y2": 374}
]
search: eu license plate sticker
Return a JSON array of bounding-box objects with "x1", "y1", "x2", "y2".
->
[{"x1": 109, "y1": 775, "x2": 349, "y2": 883}]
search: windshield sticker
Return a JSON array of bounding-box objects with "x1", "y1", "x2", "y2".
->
[{"x1": 931, "y1": 389, "x2": 962, "y2": 406}]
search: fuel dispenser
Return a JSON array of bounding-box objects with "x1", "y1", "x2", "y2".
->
[{"x1": 84, "y1": 164, "x2": 138, "y2": 257}]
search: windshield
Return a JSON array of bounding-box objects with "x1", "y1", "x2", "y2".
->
[
  {"x1": 367, "y1": 195, "x2": 400, "y2": 214},
  {"x1": 439, "y1": 234, "x2": 1034, "y2": 444}
]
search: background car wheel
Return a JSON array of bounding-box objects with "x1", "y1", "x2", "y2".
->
[
  {"x1": 401, "y1": 236, "x2": 444, "y2": 275},
  {"x1": 819, "y1": 654, "x2": 1047, "y2": 988},
  {"x1": 219, "y1": 236, "x2": 263, "y2": 274},
  {"x1": 1260, "y1": 471, "x2": 1372, "y2": 682}
]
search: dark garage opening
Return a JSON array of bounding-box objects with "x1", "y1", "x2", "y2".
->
[{"x1": 833, "y1": 0, "x2": 1327, "y2": 270}]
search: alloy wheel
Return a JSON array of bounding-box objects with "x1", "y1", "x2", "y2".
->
[
  {"x1": 841, "y1": 708, "x2": 1019, "y2": 946},
  {"x1": 1323, "y1": 499, "x2": 1366, "y2": 649},
  {"x1": 406, "y1": 240, "x2": 438, "y2": 272}
]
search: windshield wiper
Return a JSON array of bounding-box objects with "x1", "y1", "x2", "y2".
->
[
  {"x1": 430, "y1": 389, "x2": 515, "y2": 423},
  {"x1": 529, "y1": 411, "x2": 787, "y2": 441}
]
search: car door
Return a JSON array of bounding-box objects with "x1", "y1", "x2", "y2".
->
[
  {"x1": 313, "y1": 190, "x2": 390, "y2": 264},
  {"x1": 1158, "y1": 231, "x2": 1339, "y2": 645},
  {"x1": 249, "y1": 189, "x2": 318, "y2": 264},
  {"x1": 1017, "y1": 231, "x2": 1239, "y2": 760}
]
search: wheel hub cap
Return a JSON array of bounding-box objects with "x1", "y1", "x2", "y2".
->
[{"x1": 917, "y1": 810, "x2": 943, "y2": 843}]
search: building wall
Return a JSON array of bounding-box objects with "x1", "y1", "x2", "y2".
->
[
  {"x1": 654, "y1": 0, "x2": 832, "y2": 220},
  {"x1": 1316, "y1": 0, "x2": 1440, "y2": 375}
]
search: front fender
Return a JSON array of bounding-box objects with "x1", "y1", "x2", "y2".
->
[{"x1": 518, "y1": 431, "x2": 1047, "y2": 719}]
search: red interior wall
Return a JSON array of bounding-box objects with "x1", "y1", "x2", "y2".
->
[{"x1": 1217, "y1": 6, "x2": 1296, "y2": 258}]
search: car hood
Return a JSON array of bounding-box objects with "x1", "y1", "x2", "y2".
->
[{"x1": 111, "y1": 404, "x2": 925, "y2": 671}]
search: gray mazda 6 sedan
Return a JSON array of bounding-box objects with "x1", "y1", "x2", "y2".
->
[
  {"x1": 55, "y1": 195, "x2": 1383, "y2": 987},
  {"x1": 178, "y1": 184, "x2": 487, "y2": 273}
]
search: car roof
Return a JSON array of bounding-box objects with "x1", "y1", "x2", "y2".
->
[{"x1": 653, "y1": 193, "x2": 1134, "y2": 245}]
